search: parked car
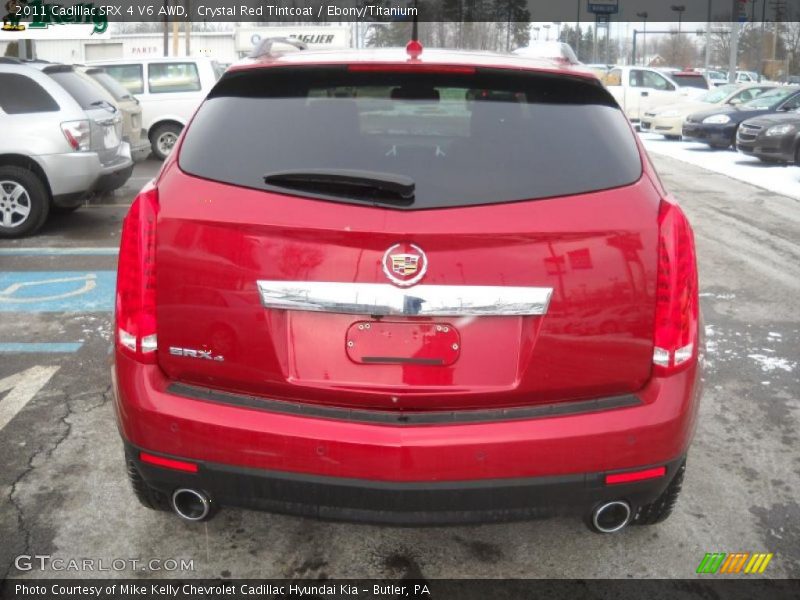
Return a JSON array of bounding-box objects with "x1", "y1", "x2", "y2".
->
[
  {"x1": 512, "y1": 42, "x2": 580, "y2": 65},
  {"x1": 87, "y1": 57, "x2": 225, "y2": 159},
  {"x1": 736, "y1": 110, "x2": 800, "y2": 164},
  {"x1": 683, "y1": 86, "x2": 800, "y2": 148},
  {"x1": 77, "y1": 65, "x2": 150, "y2": 162},
  {"x1": 641, "y1": 83, "x2": 777, "y2": 139},
  {"x1": 113, "y1": 43, "x2": 702, "y2": 532},
  {"x1": 603, "y1": 66, "x2": 704, "y2": 123},
  {"x1": 0, "y1": 59, "x2": 133, "y2": 237}
]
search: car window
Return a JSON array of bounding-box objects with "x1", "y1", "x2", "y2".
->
[
  {"x1": 642, "y1": 70, "x2": 673, "y2": 91},
  {"x1": 88, "y1": 70, "x2": 134, "y2": 102},
  {"x1": 670, "y1": 74, "x2": 706, "y2": 89},
  {"x1": 47, "y1": 69, "x2": 114, "y2": 110},
  {"x1": 741, "y1": 87, "x2": 796, "y2": 109},
  {"x1": 148, "y1": 62, "x2": 201, "y2": 93},
  {"x1": 605, "y1": 69, "x2": 622, "y2": 86},
  {"x1": 0, "y1": 73, "x2": 59, "y2": 114},
  {"x1": 211, "y1": 60, "x2": 227, "y2": 80},
  {"x1": 180, "y1": 67, "x2": 642, "y2": 210},
  {"x1": 103, "y1": 64, "x2": 144, "y2": 94},
  {"x1": 699, "y1": 84, "x2": 737, "y2": 103},
  {"x1": 780, "y1": 93, "x2": 800, "y2": 111}
]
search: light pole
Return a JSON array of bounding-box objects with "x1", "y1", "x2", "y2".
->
[
  {"x1": 671, "y1": 5, "x2": 686, "y2": 36},
  {"x1": 636, "y1": 12, "x2": 648, "y2": 66}
]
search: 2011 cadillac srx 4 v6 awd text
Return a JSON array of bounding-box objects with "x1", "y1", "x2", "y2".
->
[{"x1": 112, "y1": 42, "x2": 702, "y2": 534}]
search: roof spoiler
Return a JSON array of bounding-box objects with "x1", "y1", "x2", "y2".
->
[{"x1": 248, "y1": 37, "x2": 308, "y2": 59}]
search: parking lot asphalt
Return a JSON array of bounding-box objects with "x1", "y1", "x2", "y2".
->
[{"x1": 0, "y1": 154, "x2": 798, "y2": 580}]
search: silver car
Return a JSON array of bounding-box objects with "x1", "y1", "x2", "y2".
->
[{"x1": 0, "y1": 59, "x2": 134, "y2": 237}]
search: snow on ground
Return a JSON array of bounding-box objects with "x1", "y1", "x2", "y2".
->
[{"x1": 639, "y1": 132, "x2": 800, "y2": 201}]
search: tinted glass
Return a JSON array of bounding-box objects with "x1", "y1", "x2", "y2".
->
[
  {"x1": 670, "y1": 74, "x2": 707, "y2": 89},
  {"x1": 103, "y1": 64, "x2": 144, "y2": 94},
  {"x1": 47, "y1": 69, "x2": 113, "y2": 110},
  {"x1": 88, "y1": 70, "x2": 133, "y2": 102},
  {"x1": 741, "y1": 87, "x2": 797, "y2": 109},
  {"x1": 0, "y1": 73, "x2": 59, "y2": 114},
  {"x1": 180, "y1": 67, "x2": 642, "y2": 210},
  {"x1": 148, "y1": 62, "x2": 201, "y2": 93}
]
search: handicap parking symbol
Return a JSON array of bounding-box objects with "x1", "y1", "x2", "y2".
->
[{"x1": 0, "y1": 271, "x2": 115, "y2": 312}]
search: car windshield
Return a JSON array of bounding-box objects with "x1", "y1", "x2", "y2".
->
[
  {"x1": 740, "y1": 88, "x2": 796, "y2": 109},
  {"x1": 699, "y1": 85, "x2": 737, "y2": 103},
  {"x1": 179, "y1": 67, "x2": 642, "y2": 209}
]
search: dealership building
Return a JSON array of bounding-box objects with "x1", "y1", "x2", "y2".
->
[{"x1": 2, "y1": 25, "x2": 352, "y2": 63}]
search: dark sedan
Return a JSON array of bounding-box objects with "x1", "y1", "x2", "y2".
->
[
  {"x1": 683, "y1": 86, "x2": 800, "y2": 149},
  {"x1": 737, "y1": 111, "x2": 800, "y2": 164}
]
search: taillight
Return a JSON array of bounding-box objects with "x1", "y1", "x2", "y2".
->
[
  {"x1": 653, "y1": 199, "x2": 699, "y2": 374},
  {"x1": 60, "y1": 120, "x2": 91, "y2": 151},
  {"x1": 115, "y1": 182, "x2": 158, "y2": 363}
]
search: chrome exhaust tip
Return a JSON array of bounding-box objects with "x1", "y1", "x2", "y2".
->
[
  {"x1": 592, "y1": 500, "x2": 631, "y2": 534},
  {"x1": 171, "y1": 488, "x2": 211, "y2": 522}
]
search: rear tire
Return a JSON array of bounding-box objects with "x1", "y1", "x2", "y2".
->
[
  {"x1": 0, "y1": 165, "x2": 49, "y2": 238},
  {"x1": 632, "y1": 461, "x2": 685, "y2": 525},
  {"x1": 150, "y1": 123, "x2": 182, "y2": 160},
  {"x1": 126, "y1": 460, "x2": 171, "y2": 512}
]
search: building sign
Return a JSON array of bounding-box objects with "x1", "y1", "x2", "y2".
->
[
  {"x1": 235, "y1": 26, "x2": 350, "y2": 53},
  {"x1": 587, "y1": 0, "x2": 619, "y2": 15}
]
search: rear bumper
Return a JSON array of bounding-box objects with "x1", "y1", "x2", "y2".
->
[
  {"x1": 112, "y1": 351, "x2": 702, "y2": 522},
  {"x1": 125, "y1": 441, "x2": 685, "y2": 524},
  {"x1": 93, "y1": 144, "x2": 134, "y2": 193}
]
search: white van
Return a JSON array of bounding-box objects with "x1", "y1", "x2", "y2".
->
[{"x1": 87, "y1": 57, "x2": 225, "y2": 159}]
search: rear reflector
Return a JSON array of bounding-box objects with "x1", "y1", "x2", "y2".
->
[
  {"x1": 605, "y1": 466, "x2": 666, "y2": 485},
  {"x1": 347, "y1": 64, "x2": 476, "y2": 74},
  {"x1": 139, "y1": 452, "x2": 198, "y2": 473}
]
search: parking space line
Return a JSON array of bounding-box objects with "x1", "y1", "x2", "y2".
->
[
  {"x1": 0, "y1": 342, "x2": 83, "y2": 353},
  {"x1": 0, "y1": 247, "x2": 119, "y2": 256},
  {"x1": 0, "y1": 366, "x2": 60, "y2": 433}
]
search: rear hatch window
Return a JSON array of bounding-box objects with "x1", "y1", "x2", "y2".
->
[
  {"x1": 45, "y1": 67, "x2": 116, "y2": 110},
  {"x1": 670, "y1": 73, "x2": 708, "y2": 89},
  {"x1": 86, "y1": 69, "x2": 135, "y2": 103},
  {"x1": 179, "y1": 66, "x2": 642, "y2": 209}
]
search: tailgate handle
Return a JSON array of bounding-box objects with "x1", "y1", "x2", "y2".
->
[{"x1": 257, "y1": 281, "x2": 552, "y2": 317}]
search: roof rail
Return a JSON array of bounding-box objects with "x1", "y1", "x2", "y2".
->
[{"x1": 248, "y1": 37, "x2": 308, "y2": 59}]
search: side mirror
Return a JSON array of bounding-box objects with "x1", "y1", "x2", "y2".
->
[{"x1": 729, "y1": 98, "x2": 742, "y2": 105}]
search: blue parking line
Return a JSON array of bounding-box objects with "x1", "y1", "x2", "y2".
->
[
  {"x1": 0, "y1": 247, "x2": 119, "y2": 256},
  {"x1": 0, "y1": 271, "x2": 115, "y2": 312},
  {"x1": 0, "y1": 342, "x2": 83, "y2": 353}
]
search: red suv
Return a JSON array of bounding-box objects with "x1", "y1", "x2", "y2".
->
[{"x1": 112, "y1": 42, "x2": 702, "y2": 533}]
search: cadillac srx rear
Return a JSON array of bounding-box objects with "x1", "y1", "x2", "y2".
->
[{"x1": 112, "y1": 44, "x2": 702, "y2": 532}]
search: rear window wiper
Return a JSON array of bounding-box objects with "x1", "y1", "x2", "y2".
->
[
  {"x1": 263, "y1": 169, "x2": 415, "y2": 205},
  {"x1": 89, "y1": 99, "x2": 117, "y2": 113}
]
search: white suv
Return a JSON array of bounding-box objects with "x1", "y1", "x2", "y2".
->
[
  {"x1": 88, "y1": 57, "x2": 225, "y2": 159},
  {"x1": 0, "y1": 59, "x2": 133, "y2": 237}
]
